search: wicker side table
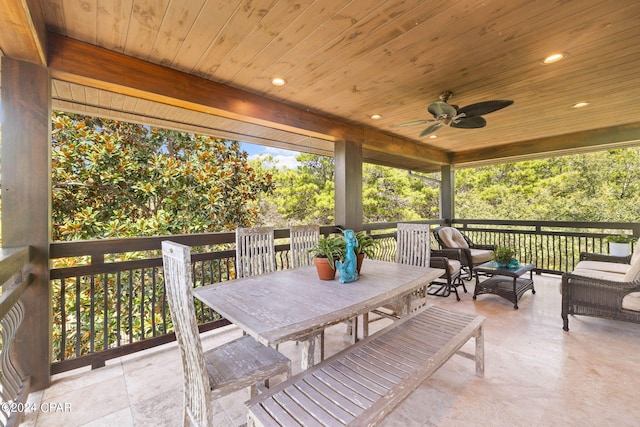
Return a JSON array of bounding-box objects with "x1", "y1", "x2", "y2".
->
[{"x1": 472, "y1": 262, "x2": 536, "y2": 309}]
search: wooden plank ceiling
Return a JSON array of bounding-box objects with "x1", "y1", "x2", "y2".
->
[{"x1": 1, "y1": 0, "x2": 640, "y2": 172}]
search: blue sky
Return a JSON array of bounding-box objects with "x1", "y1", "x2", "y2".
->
[{"x1": 240, "y1": 142, "x2": 301, "y2": 169}]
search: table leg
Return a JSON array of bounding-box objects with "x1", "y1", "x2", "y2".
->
[
  {"x1": 512, "y1": 277, "x2": 519, "y2": 309},
  {"x1": 362, "y1": 313, "x2": 369, "y2": 339},
  {"x1": 350, "y1": 316, "x2": 359, "y2": 344},
  {"x1": 475, "y1": 324, "x2": 485, "y2": 377},
  {"x1": 473, "y1": 272, "x2": 480, "y2": 300},
  {"x1": 400, "y1": 294, "x2": 411, "y2": 317},
  {"x1": 530, "y1": 270, "x2": 536, "y2": 294},
  {"x1": 300, "y1": 332, "x2": 318, "y2": 370}
]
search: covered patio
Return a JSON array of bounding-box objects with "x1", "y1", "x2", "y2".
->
[
  {"x1": 24, "y1": 273, "x2": 640, "y2": 426},
  {"x1": 2, "y1": 1, "x2": 640, "y2": 426}
]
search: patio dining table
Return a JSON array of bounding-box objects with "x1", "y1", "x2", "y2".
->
[{"x1": 193, "y1": 259, "x2": 443, "y2": 370}]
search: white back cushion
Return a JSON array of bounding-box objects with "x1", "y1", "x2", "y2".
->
[
  {"x1": 438, "y1": 227, "x2": 469, "y2": 248},
  {"x1": 631, "y1": 238, "x2": 640, "y2": 265},
  {"x1": 623, "y1": 256, "x2": 640, "y2": 282}
]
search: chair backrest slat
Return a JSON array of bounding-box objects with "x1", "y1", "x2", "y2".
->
[
  {"x1": 161, "y1": 240, "x2": 213, "y2": 426},
  {"x1": 236, "y1": 227, "x2": 276, "y2": 278},
  {"x1": 290, "y1": 225, "x2": 320, "y2": 268},
  {"x1": 396, "y1": 223, "x2": 431, "y2": 267}
]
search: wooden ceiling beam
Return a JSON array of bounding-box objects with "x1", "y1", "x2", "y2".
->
[
  {"x1": 47, "y1": 33, "x2": 448, "y2": 166},
  {"x1": 0, "y1": 0, "x2": 47, "y2": 65},
  {"x1": 452, "y1": 122, "x2": 640, "y2": 167},
  {"x1": 362, "y1": 128, "x2": 450, "y2": 166}
]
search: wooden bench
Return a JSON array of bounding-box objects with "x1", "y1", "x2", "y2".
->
[{"x1": 246, "y1": 305, "x2": 485, "y2": 426}]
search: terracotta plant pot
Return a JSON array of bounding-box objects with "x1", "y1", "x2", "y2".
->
[
  {"x1": 356, "y1": 253, "x2": 365, "y2": 274},
  {"x1": 314, "y1": 257, "x2": 336, "y2": 280}
]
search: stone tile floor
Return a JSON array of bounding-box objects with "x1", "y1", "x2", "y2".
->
[{"x1": 23, "y1": 273, "x2": 640, "y2": 426}]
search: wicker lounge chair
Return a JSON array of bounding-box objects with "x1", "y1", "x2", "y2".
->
[
  {"x1": 430, "y1": 248, "x2": 466, "y2": 300},
  {"x1": 433, "y1": 226, "x2": 495, "y2": 279}
]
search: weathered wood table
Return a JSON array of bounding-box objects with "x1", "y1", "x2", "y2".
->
[{"x1": 193, "y1": 259, "x2": 443, "y2": 370}]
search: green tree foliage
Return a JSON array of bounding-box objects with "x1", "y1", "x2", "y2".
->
[
  {"x1": 52, "y1": 112, "x2": 274, "y2": 240},
  {"x1": 271, "y1": 153, "x2": 336, "y2": 225},
  {"x1": 51, "y1": 112, "x2": 275, "y2": 360},
  {"x1": 455, "y1": 149, "x2": 640, "y2": 221},
  {"x1": 268, "y1": 153, "x2": 440, "y2": 224},
  {"x1": 362, "y1": 164, "x2": 439, "y2": 221}
]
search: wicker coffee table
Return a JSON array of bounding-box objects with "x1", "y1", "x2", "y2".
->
[{"x1": 472, "y1": 261, "x2": 536, "y2": 309}]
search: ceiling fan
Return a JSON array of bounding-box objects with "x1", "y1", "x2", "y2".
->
[{"x1": 391, "y1": 91, "x2": 514, "y2": 137}]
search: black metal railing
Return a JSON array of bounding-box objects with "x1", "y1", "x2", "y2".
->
[
  {"x1": 48, "y1": 220, "x2": 638, "y2": 373},
  {"x1": 0, "y1": 247, "x2": 34, "y2": 427},
  {"x1": 49, "y1": 226, "x2": 340, "y2": 373},
  {"x1": 449, "y1": 220, "x2": 639, "y2": 273}
]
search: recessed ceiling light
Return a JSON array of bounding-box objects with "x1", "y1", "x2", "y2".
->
[
  {"x1": 370, "y1": 114, "x2": 382, "y2": 120},
  {"x1": 542, "y1": 52, "x2": 567, "y2": 64},
  {"x1": 429, "y1": 135, "x2": 438, "y2": 139},
  {"x1": 271, "y1": 77, "x2": 286, "y2": 86},
  {"x1": 572, "y1": 102, "x2": 590, "y2": 108}
]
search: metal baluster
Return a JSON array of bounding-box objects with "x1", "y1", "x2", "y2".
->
[
  {"x1": 59, "y1": 278, "x2": 67, "y2": 361},
  {"x1": 116, "y1": 271, "x2": 122, "y2": 347},
  {"x1": 128, "y1": 271, "x2": 134, "y2": 344},
  {"x1": 75, "y1": 276, "x2": 82, "y2": 357},
  {"x1": 103, "y1": 272, "x2": 109, "y2": 350}
]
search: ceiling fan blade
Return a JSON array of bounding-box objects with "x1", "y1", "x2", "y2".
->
[
  {"x1": 451, "y1": 116, "x2": 487, "y2": 129},
  {"x1": 427, "y1": 101, "x2": 457, "y2": 118},
  {"x1": 457, "y1": 100, "x2": 514, "y2": 118},
  {"x1": 389, "y1": 119, "x2": 433, "y2": 128},
  {"x1": 419, "y1": 122, "x2": 444, "y2": 137}
]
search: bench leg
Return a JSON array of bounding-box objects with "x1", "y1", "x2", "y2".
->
[{"x1": 475, "y1": 324, "x2": 485, "y2": 377}]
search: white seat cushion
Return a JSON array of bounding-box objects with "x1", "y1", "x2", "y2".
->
[
  {"x1": 447, "y1": 259, "x2": 462, "y2": 275},
  {"x1": 575, "y1": 260, "x2": 631, "y2": 275},
  {"x1": 622, "y1": 292, "x2": 640, "y2": 311},
  {"x1": 571, "y1": 268, "x2": 626, "y2": 282},
  {"x1": 470, "y1": 248, "x2": 494, "y2": 264}
]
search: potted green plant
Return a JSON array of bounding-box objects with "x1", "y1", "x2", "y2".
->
[
  {"x1": 492, "y1": 246, "x2": 517, "y2": 267},
  {"x1": 353, "y1": 231, "x2": 378, "y2": 273},
  {"x1": 308, "y1": 236, "x2": 345, "y2": 280},
  {"x1": 606, "y1": 234, "x2": 634, "y2": 256}
]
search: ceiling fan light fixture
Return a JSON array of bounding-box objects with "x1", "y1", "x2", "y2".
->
[
  {"x1": 370, "y1": 114, "x2": 382, "y2": 120},
  {"x1": 392, "y1": 92, "x2": 513, "y2": 138},
  {"x1": 542, "y1": 52, "x2": 567, "y2": 64},
  {"x1": 271, "y1": 77, "x2": 286, "y2": 86},
  {"x1": 428, "y1": 135, "x2": 438, "y2": 139}
]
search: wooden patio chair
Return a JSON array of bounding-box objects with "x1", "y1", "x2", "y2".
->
[
  {"x1": 289, "y1": 224, "x2": 320, "y2": 268},
  {"x1": 235, "y1": 226, "x2": 275, "y2": 278},
  {"x1": 289, "y1": 225, "x2": 330, "y2": 360},
  {"x1": 369, "y1": 223, "x2": 439, "y2": 324},
  {"x1": 433, "y1": 226, "x2": 495, "y2": 279},
  {"x1": 161, "y1": 241, "x2": 290, "y2": 427},
  {"x1": 396, "y1": 222, "x2": 465, "y2": 301}
]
